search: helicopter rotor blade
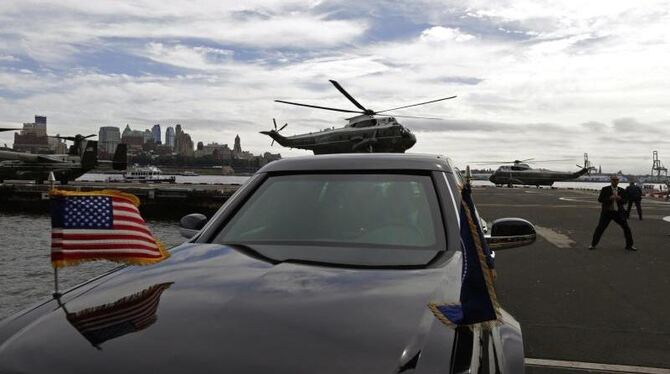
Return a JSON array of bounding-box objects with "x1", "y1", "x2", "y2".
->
[
  {"x1": 49, "y1": 134, "x2": 96, "y2": 142},
  {"x1": 273, "y1": 118, "x2": 277, "y2": 130},
  {"x1": 279, "y1": 123, "x2": 288, "y2": 131},
  {"x1": 470, "y1": 159, "x2": 533, "y2": 165},
  {"x1": 271, "y1": 140, "x2": 275, "y2": 147},
  {"x1": 275, "y1": 100, "x2": 363, "y2": 114},
  {"x1": 528, "y1": 158, "x2": 575, "y2": 163},
  {"x1": 0, "y1": 128, "x2": 21, "y2": 132},
  {"x1": 384, "y1": 114, "x2": 443, "y2": 120},
  {"x1": 376, "y1": 96, "x2": 457, "y2": 114},
  {"x1": 329, "y1": 80, "x2": 369, "y2": 113}
]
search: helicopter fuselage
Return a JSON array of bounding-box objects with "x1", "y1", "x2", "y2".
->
[
  {"x1": 263, "y1": 116, "x2": 416, "y2": 154},
  {"x1": 489, "y1": 165, "x2": 590, "y2": 186}
]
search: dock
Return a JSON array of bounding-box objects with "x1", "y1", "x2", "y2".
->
[
  {"x1": 473, "y1": 187, "x2": 670, "y2": 372},
  {"x1": 0, "y1": 181, "x2": 241, "y2": 218}
]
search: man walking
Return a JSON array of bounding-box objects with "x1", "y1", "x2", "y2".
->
[
  {"x1": 625, "y1": 180, "x2": 643, "y2": 220},
  {"x1": 589, "y1": 175, "x2": 636, "y2": 251}
]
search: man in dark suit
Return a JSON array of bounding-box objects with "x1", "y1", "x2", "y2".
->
[
  {"x1": 589, "y1": 175, "x2": 636, "y2": 250},
  {"x1": 625, "y1": 181, "x2": 643, "y2": 220}
]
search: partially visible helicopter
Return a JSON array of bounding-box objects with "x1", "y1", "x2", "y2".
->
[
  {"x1": 474, "y1": 158, "x2": 595, "y2": 187},
  {"x1": 261, "y1": 80, "x2": 456, "y2": 154},
  {"x1": 0, "y1": 134, "x2": 127, "y2": 184}
]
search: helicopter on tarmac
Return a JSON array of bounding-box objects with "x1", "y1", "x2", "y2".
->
[
  {"x1": 474, "y1": 158, "x2": 595, "y2": 187},
  {"x1": 261, "y1": 80, "x2": 456, "y2": 154},
  {"x1": 0, "y1": 134, "x2": 127, "y2": 184}
]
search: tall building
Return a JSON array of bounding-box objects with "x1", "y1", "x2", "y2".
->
[
  {"x1": 121, "y1": 124, "x2": 145, "y2": 153},
  {"x1": 151, "y1": 124, "x2": 161, "y2": 144},
  {"x1": 233, "y1": 134, "x2": 242, "y2": 153},
  {"x1": 13, "y1": 115, "x2": 50, "y2": 153},
  {"x1": 98, "y1": 126, "x2": 120, "y2": 157},
  {"x1": 174, "y1": 124, "x2": 194, "y2": 156},
  {"x1": 143, "y1": 129, "x2": 152, "y2": 144},
  {"x1": 194, "y1": 142, "x2": 232, "y2": 160},
  {"x1": 165, "y1": 126, "x2": 175, "y2": 148}
]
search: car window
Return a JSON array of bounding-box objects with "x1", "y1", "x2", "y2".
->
[{"x1": 215, "y1": 173, "x2": 445, "y2": 251}]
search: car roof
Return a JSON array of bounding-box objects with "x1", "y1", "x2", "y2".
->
[{"x1": 258, "y1": 153, "x2": 454, "y2": 173}]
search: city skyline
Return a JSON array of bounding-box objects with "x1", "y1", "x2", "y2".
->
[
  {"x1": 11, "y1": 115, "x2": 277, "y2": 164},
  {"x1": 1, "y1": 1, "x2": 669, "y2": 173}
]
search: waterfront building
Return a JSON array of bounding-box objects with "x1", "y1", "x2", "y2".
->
[
  {"x1": 143, "y1": 129, "x2": 152, "y2": 144},
  {"x1": 174, "y1": 124, "x2": 194, "y2": 157},
  {"x1": 151, "y1": 124, "x2": 161, "y2": 144},
  {"x1": 165, "y1": 126, "x2": 175, "y2": 148},
  {"x1": 121, "y1": 124, "x2": 146, "y2": 153},
  {"x1": 13, "y1": 115, "x2": 50, "y2": 153},
  {"x1": 98, "y1": 126, "x2": 120, "y2": 158},
  {"x1": 194, "y1": 142, "x2": 232, "y2": 160},
  {"x1": 50, "y1": 136, "x2": 68, "y2": 154},
  {"x1": 233, "y1": 134, "x2": 242, "y2": 153}
]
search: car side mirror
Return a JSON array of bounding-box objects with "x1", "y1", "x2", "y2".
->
[
  {"x1": 179, "y1": 213, "x2": 208, "y2": 239},
  {"x1": 485, "y1": 218, "x2": 536, "y2": 250}
]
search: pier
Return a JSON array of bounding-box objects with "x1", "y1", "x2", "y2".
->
[{"x1": 0, "y1": 181, "x2": 241, "y2": 218}]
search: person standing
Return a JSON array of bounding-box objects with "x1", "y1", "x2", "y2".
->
[
  {"x1": 589, "y1": 175, "x2": 636, "y2": 251},
  {"x1": 625, "y1": 181, "x2": 643, "y2": 220}
]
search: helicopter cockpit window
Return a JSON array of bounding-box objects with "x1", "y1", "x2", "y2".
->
[
  {"x1": 350, "y1": 119, "x2": 375, "y2": 128},
  {"x1": 215, "y1": 173, "x2": 445, "y2": 252}
]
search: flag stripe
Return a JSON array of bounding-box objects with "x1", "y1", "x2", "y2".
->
[
  {"x1": 54, "y1": 238, "x2": 157, "y2": 247},
  {"x1": 52, "y1": 249, "x2": 163, "y2": 257},
  {"x1": 113, "y1": 212, "x2": 144, "y2": 223},
  {"x1": 52, "y1": 230, "x2": 156, "y2": 242},
  {"x1": 112, "y1": 201, "x2": 140, "y2": 212},
  {"x1": 112, "y1": 205, "x2": 140, "y2": 214},
  {"x1": 113, "y1": 209, "x2": 142, "y2": 218},
  {"x1": 113, "y1": 222, "x2": 153, "y2": 235},
  {"x1": 54, "y1": 242, "x2": 160, "y2": 251}
]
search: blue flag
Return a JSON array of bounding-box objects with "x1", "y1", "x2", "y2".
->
[{"x1": 429, "y1": 185, "x2": 500, "y2": 326}]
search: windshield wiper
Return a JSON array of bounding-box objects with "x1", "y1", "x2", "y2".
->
[{"x1": 221, "y1": 243, "x2": 283, "y2": 265}]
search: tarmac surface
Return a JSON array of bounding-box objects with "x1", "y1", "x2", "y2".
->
[{"x1": 472, "y1": 187, "x2": 670, "y2": 373}]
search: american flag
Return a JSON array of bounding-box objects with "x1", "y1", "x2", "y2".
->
[
  {"x1": 50, "y1": 190, "x2": 170, "y2": 268},
  {"x1": 65, "y1": 282, "x2": 172, "y2": 348}
]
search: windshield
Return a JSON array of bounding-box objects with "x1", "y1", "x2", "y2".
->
[{"x1": 215, "y1": 173, "x2": 445, "y2": 252}]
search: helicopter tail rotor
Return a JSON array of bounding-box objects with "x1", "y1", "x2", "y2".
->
[{"x1": 264, "y1": 119, "x2": 289, "y2": 147}]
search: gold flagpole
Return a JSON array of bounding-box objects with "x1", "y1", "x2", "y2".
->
[{"x1": 48, "y1": 171, "x2": 61, "y2": 298}]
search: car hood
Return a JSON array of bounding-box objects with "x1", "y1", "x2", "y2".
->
[{"x1": 0, "y1": 244, "x2": 462, "y2": 374}]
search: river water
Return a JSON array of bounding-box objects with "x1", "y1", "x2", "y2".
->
[{"x1": 0, "y1": 213, "x2": 186, "y2": 319}]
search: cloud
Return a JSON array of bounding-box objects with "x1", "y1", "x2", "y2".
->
[
  {"x1": 1, "y1": 0, "x2": 670, "y2": 174},
  {"x1": 420, "y1": 26, "x2": 475, "y2": 43}
]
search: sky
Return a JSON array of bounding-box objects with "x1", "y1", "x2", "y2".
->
[{"x1": 1, "y1": 0, "x2": 669, "y2": 174}]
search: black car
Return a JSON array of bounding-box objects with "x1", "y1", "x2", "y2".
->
[{"x1": 0, "y1": 153, "x2": 535, "y2": 373}]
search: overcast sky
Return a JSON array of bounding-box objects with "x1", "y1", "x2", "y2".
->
[{"x1": 1, "y1": 0, "x2": 669, "y2": 174}]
